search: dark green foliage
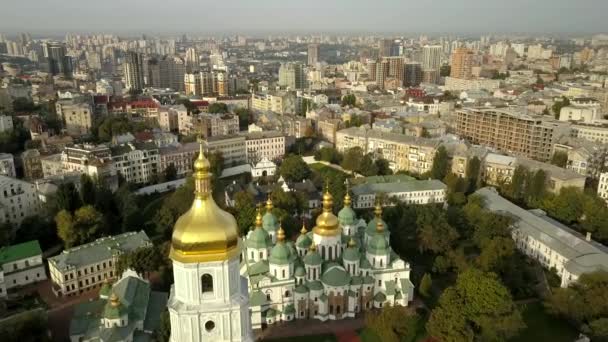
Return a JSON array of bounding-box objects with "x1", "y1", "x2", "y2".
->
[
  {"x1": 340, "y1": 147, "x2": 363, "y2": 172},
  {"x1": 79, "y1": 174, "x2": 96, "y2": 205},
  {"x1": 552, "y1": 96, "x2": 570, "y2": 119},
  {"x1": 314, "y1": 147, "x2": 342, "y2": 164},
  {"x1": 430, "y1": 146, "x2": 449, "y2": 180},
  {"x1": 163, "y1": 164, "x2": 177, "y2": 182},
  {"x1": 116, "y1": 246, "x2": 163, "y2": 276},
  {"x1": 233, "y1": 191, "x2": 256, "y2": 235},
  {"x1": 279, "y1": 154, "x2": 311, "y2": 182},
  {"x1": 207, "y1": 102, "x2": 229, "y2": 114},
  {"x1": 0, "y1": 118, "x2": 30, "y2": 154},
  {"x1": 341, "y1": 94, "x2": 357, "y2": 107},
  {"x1": 234, "y1": 107, "x2": 250, "y2": 130},
  {"x1": 551, "y1": 151, "x2": 568, "y2": 168}
]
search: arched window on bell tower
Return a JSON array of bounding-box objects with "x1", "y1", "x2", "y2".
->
[{"x1": 201, "y1": 274, "x2": 213, "y2": 293}]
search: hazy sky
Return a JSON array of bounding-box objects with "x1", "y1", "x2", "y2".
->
[{"x1": 1, "y1": 0, "x2": 607, "y2": 34}]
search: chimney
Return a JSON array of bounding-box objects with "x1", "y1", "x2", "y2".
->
[{"x1": 586, "y1": 232, "x2": 592, "y2": 242}]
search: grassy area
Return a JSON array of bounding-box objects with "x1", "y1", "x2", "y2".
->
[
  {"x1": 510, "y1": 302, "x2": 578, "y2": 342},
  {"x1": 310, "y1": 162, "x2": 348, "y2": 178},
  {"x1": 263, "y1": 333, "x2": 337, "y2": 342}
]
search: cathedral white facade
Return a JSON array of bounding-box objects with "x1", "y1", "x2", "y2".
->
[{"x1": 240, "y1": 187, "x2": 415, "y2": 329}]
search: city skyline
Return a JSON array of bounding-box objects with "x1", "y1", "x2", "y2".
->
[{"x1": 1, "y1": 0, "x2": 607, "y2": 34}]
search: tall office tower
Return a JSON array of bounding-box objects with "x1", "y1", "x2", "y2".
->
[
  {"x1": 422, "y1": 45, "x2": 442, "y2": 83},
  {"x1": 185, "y1": 47, "x2": 199, "y2": 73},
  {"x1": 378, "y1": 38, "x2": 393, "y2": 58},
  {"x1": 308, "y1": 44, "x2": 319, "y2": 66},
  {"x1": 450, "y1": 47, "x2": 474, "y2": 79},
  {"x1": 43, "y1": 42, "x2": 73, "y2": 78},
  {"x1": 124, "y1": 51, "x2": 145, "y2": 91},
  {"x1": 159, "y1": 55, "x2": 186, "y2": 91},
  {"x1": 278, "y1": 62, "x2": 306, "y2": 89},
  {"x1": 404, "y1": 62, "x2": 423, "y2": 87},
  {"x1": 384, "y1": 56, "x2": 405, "y2": 85}
]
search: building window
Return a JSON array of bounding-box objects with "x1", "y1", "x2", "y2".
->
[
  {"x1": 205, "y1": 321, "x2": 215, "y2": 332},
  {"x1": 201, "y1": 274, "x2": 213, "y2": 293}
]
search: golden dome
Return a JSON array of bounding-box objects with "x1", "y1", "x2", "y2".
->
[
  {"x1": 110, "y1": 292, "x2": 120, "y2": 307},
  {"x1": 266, "y1": 195, "x2": 274, "y2": 212},
  {"x1": 313, "y1": 183, "x2": 340, "y2": 237},
  {"x1": 377, "y1": 220, "x2": 385, "y2": 233},
  {"x1": 344, "y1": 181, "x2": 352, "y2": 207},
  {"x1": 347, "y1": 237, "x2": 357, "y2": 248},
  {"x1": 169, "y1": 142, "x2": 240, "y2": 263},
  {"x1": 254, "y1": 205, "x2": 263, "y2": 229},
  {"x1": 277, "y1": 224, "x2": 286, "y2": 242},
  {"x1": 300, "y1": 221, "x2": 307, "y2": 235},
  {"x1": 374, "y1": 200, "x2": 383, "y2": 218}
]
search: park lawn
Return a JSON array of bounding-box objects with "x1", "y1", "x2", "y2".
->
[
  {"x1": 310, "y1": 163, "x2": 348, "y2": 178},
  {"x1": 510, "y1": 302, "x2": 578, "y2": 342},
  {"x1": 264, "y1": 333, "x2": 337, "y2": 342}
]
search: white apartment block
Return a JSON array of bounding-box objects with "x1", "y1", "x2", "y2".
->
[
  {"x1": 56, "y1": 100, "x2": 94, "y2": 136},
  {"x1": 244, "y1": 131, "x2": 286, "y2": 164},
  {"x1": 0, "y1": 153, "x2": 16, "y2": 178},
  {"x1": 0, "y1": 115, "x2": 14, "y2": 133},
  {"x1": 0, "y1": 175, "x2": 40, "y2": 225},
  {"x1": 159, "y1": 142, "x2": 199, "y2": 177},
  {"x1": 48, "y1": 231, "x2": 151, "y2": 297},
  {"x1": 598, "y1": 172, "x2": 608, "y2": 203},
  {"x1": 0, "y1": 240, "x2": 47, "y2": 298},
  {"x1": 352, "y1": 178, "x2": 446, "y2": 209},
  {"x1": 444, "y1": 77, "x2": 501, "y2": 92},
  {"x1": 571, "y1": 124, "x2": 608, "y2": 144},
  {"x1": 477, "y1": 187, "x2": 608, "y2": 288},
  {"x1": 559, "y1": 98, "x2": 601, "y2": 123},
  {"x1": 112, "y1": 143, "x2": 160, "y2": 184},
  {"x1": 204, "y1": 135, "x2": 247, "y2": 166},
  {"x1": 336, "y1": 127, "x2": 438, "y2": 175}
]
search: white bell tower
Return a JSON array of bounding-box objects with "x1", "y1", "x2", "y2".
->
[{"x1": 167, "y1": 141, "x2": 253, "y2": 342}]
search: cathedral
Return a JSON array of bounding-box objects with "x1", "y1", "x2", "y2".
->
[
  {"x1": 241, "y1": 185, "x2": 414, "y2": 328},
  {"x1": 166, "y1": 142, "x2": 413, "y2": 341}
]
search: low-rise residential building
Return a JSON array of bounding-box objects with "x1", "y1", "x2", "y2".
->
[
  {"x1": 558, "y1": 97, "x2": 602, "y2": 123},
  {"x1": 317, "y1": 118, "x2": 343, "y2": 144},
  {"x1": 281, "y1": 115, "x2": 311, "y2": 139},
  {"x1": 111, "y1": 143, "x2": 160, "y2": 184},
  {"x1": 60, "y1": 144, "x2": 117, "y2": 190},
  {"x1": 0, "y1": 115, "x2": 13, "y2": 133},
  {"x1": 48, "y1": 231, "x2": 152, "y2": 297},
  {"x1": 0, "y1": 153, "x2": 16, "y2": 178},
  {"x1": 21, "y1": 149, "x2": 44, "y2": 181},
  {"x1": 570, "y1": 123, "x2": 608, "y2": 144},
  {"x1": 553, "y1": 137, "x2": 608, "y2": 178},
  {"x1": 56, "y1": 98, "x2": 94, "y2": 136},
  {"x1": 0, "y1": 176, "x2": 40, "y2": 225},
  {"x1": 200, "y1": 113, "x2": 240, "y2": 137},
  {"x1": 68, "y1": 269, "x2": 168, "y2": 342},
  {"x1": 598, "y1": 172, "x2": 608, "y2": 203},
  {"x1": 244, "y1": 131, "x2": 286, "y2": 164},
  {"x1": 476, "y1": 187, "x2": 608, "y2": 288},
  {"x1": 0, "y1": 240, "x2": 46, "y2": 298},
  {"x1": 203, "y1": 135, "x2": 247, "y2": 166},
  {"x1": 444, "y1": 77, "x2": 501, "y2": 92},
  {"x1": 336, "y1": 126, "x2": 438, "y2": 175},
  {"x1": 159, "y1": 142, "x2": 199, "y2": 178},
  {"x1": 350, "y1": 175, "x2": 446, "y2": 209},
  {"x1": 482, "y1": 153, "x2": 586, "y2": 193}
]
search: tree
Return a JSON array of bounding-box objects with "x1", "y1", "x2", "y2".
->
[
  {"x1": 416, "y1": 206, "x2": 459, "y2": 254},
  {"x1": 55, "y1": 206, "x2": 105, "y2": 247},
  {"x1": 581, "y1": 195, "x2": 608, "y2": 242},
  {"x1": 0, "y1": 222, "x2": 12, "y2": 247},
  {"x1": 525, "y1": 169, "x2": 547, "y2": 206},
  {"x1": 545, "y1": 271, "x2": 608, "y2": 339},
  {"x1": 507, "y1": 165, "x2": 528, "y2": 202},
  {"x1": 341, "y1": 147, "x2": 363, "y2": 172},
  {"x1": 234, "y1": 108, "x2": 251, "y2": 130},
  {"x1": 419, "y1": 273, "x2": 432, "y2": 297},
  {"x1": 79, "y1": 174, "x2": 96, "y2": 205},
  {"x1": 358, "y1": 154, "x2": 378, "y2": 176},
  {"x1": 465, "y1": 156, "x2": 481, "y2": 193},
  {"x1": 551, "y1": 151, "x2": 568, "y2": 168},
  {"x1": 552, "y1": 96, "x2": 570, "y2": 119},
  {"x1": 163, "y1": 164, "x2": 178, "y2": 182},
  {"x1": 207, "y1": 102, "x2": 229, "y2": 114},
  {"x1": 279, "y1": 155, "x2": 311, "y2": 182},
  {"x1": 430, "y1": 146, "x2": 449, "y2": 180},
  {"x1": 233, "y1": 191, "x2": 256, "y2": 235},
  {"x1": 341, "y1": 94, "x2": 357, "y2": 107},
  {"x1": 477, "y1": 237, "x2": 516, "y2": 272},
  {"x1": 116, "y1": 246, "x2": 163, "y2": 277},
  {"x1": 55, "y1": 182, "x2": 82, "y2": 213},
  {"x1": 314, "y1": 147, "x2": 341, "y2": 164},
  {"x1": 116, "y1": 186, "x2": 144, "y2": 233},
  {"x1": 154, "y1": 310, "x2": 171, "y2": 342},
  {"x1": 374, "y1": 158, "x2": 392, "y2": 176},
  {"x1": 541, "y1": 187, "x2": 585, "y2": 225},
  {"x1": 365, "y1": 304, "x2": 420, "y2": 342},
  {"x1": 427, "y1": 269, "x2": 525, "y2": 342}
]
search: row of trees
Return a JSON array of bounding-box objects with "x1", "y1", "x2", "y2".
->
[{"x1": 339, "y1": 147, "x2": 392, "y2": 176}]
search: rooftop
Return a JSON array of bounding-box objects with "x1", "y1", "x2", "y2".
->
[
  {"x1": 0, "y1": 240, "x2": 42, "y2": 265},
  {"x1": 352, "y1": 179, "x2": 446, "y2": 196}
]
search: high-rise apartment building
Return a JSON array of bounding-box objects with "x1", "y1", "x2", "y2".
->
[
  {"x1": 308, "y1": 44, "x2": 319, "y2": 66},
  {"x1": 404, "y1": 62, "x2": 423, "y2": 87},
  {"x1": 455, "y1": 108, "x2": 554, "y2": 161},
  {"x1": 378, "y1": 39, "x2": 393, "y2": 58},
  {"x1": 278, "y1": 62, "x2": 306, "y2": 89},
  {"x1": 450, "y1": 47, "x2": 474, "y2": 79},
  {"x1": 159, "y1": 55, "x2": 185, "y2": 91},
  {"x1": 43, "y1": 42, "x2": 72, "y2": 78},
  {"x1": 185, "y1": 47, "x2": 199, "y2": 72},
  {"x1": 124, "y1": 51, "x2": 145, "y2": 91},
  {"x1": 422, "y1": 45, "x2": 442, "y2": 83}
]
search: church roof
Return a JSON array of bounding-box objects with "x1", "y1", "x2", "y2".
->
[{"x1": 321, "y1": 265, "x2": 351, "y2": 287}]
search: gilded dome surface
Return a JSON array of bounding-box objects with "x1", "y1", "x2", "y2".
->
[
  {"x1": 170, "y1": 143, "x2": 240, "y2": 263},
  {"x1": 313, "y1": 185, "x2": 341, "y2": 237}
]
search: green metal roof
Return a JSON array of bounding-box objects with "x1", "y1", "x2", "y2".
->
[
  {"x1": 0, "y1": 240, "x2": 42, "y2": 265},
  {"x1": 367, "y1": 233, "x2": 389, "y2": 256},
  {"x1": 307, "y1": 280, "x2": 323, "y2": 291},
  {"x1": 269, "y1": 243, "x2": 291, "y2": 265},
  {"x1": 373, "y1": 292, "x2": 387, "y2": 302},
  {"x1": 385, "y1": 280, "x2": 396, "y2": 296},
  {"x1": 338, "y1": 206, "x2": 356, "y2": 226},
  {"x1": 248, "y1": 260, "x2": 269, "y2": 276},
  {"x1": 294, "y1": 266, "x2": 306, "y2": 277},
  {"x1": 249, "y1": 290, "x2": 267, "y2": 306},
  {"x1": 363, "y1": 275, "x2": 375, "y2": 284},
  {"x1": 296, "y1": 233, "x2": 312, "y2": 248},
  {"x1": 304, "y1": 249, "x2": 322, "y2": 266},
  {"x1": 262, "y1": 212, "x2": 278, "y2": 232},
  {"x1": 247, "y1": 228, "x2": 271, "y2": 249},
  {"x1": 366, "y1": 217, "x2": 389, "y2": 236},
  {"x1": 49, "y1": 231, "x2": 151, "y2": 271},
  {"x1": 350, "y1": 276, "x2": 363, "y2": 285},
  {"x1": 321, "y1": 265, "x2": 351, "y2": 287},
  {"x1": 295, "y1": 285, "x2": 309, "y2": 294},
  {"x1": 283, "y1": 304, "x2": 295, "y2": 315},
  {"x1": 266, "y1": 308, "x2": 278, "y2": 317},
  {"x1": 343, "y1": 246, "x2": 360, "y2": 262}
]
